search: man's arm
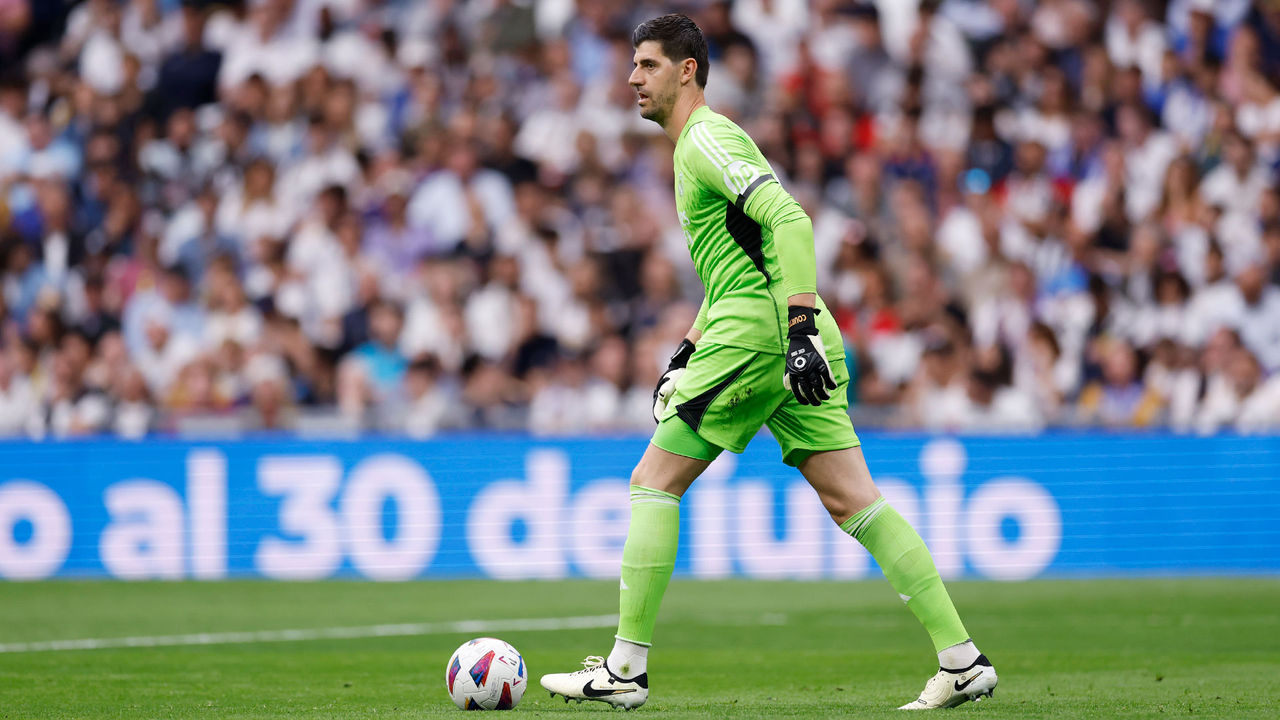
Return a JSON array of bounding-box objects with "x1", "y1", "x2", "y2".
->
[
  {"x1": 746, "y1": 185, "x2": 835, "y2": 404},
  {"x1": 687, "y1": 295, "x2": 709, "y2": 344},
  {"x1": 738, "y1": 180, "x2": 817, "y2": 309}
]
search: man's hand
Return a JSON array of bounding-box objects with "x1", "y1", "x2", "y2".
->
[
  {"x1": 652, "y1": 338, "x2": 696, "y2": 423},
  {"x1": 783, "y1": 306, "x2": 837, "y2": 405}
]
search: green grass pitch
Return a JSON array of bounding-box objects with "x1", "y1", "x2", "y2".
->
[{"x1": 1, "y1": 578, "x2": 1277, "y2": 718}]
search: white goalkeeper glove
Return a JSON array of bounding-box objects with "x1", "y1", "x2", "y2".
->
[{"x1": 652, "y1": 338, "x2": 696, "y2": 423}]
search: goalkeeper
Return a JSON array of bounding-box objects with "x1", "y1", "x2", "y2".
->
[{"x1": 540, "y1": 14, "x2": 997, "y2": 711}]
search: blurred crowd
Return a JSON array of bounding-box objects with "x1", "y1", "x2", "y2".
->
[{"x1": 1, "y1": 0, "x2": 1279, "y2": 439}]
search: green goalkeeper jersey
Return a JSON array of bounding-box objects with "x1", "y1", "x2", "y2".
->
[{"x1": 673, "y1": 106, "x2": 842, "y2": 357}]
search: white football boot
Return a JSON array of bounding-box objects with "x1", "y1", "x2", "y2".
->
[
  {"x1": 899, "y1": 654, "x2": 997, "y2": 710},
  {"x1": 540, "y1": 655, "x2": 649, "y2": 710}
]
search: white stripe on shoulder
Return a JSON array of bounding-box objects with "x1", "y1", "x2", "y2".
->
[
  {"x1": 688, "y1": 123, "x2": 727, "y2": 170},
  {"x1": 698, "y1": 122, "x2": 736, "y2": 166},
  {"x1": 694, "y1": 122, "x2": 732, "y2": 166}
]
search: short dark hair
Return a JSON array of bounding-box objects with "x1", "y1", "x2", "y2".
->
[{"x1": 632, "y1": 14, "x2": 708, "y2": 88}]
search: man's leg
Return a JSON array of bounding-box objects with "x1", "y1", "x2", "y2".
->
[
  {"x1": 798, "y1": 446, "x2": 997, "y2": 708},
  {"x1": 610, "y1": 343, "x2": 762, "y2": 674},
  {"x1": 542, "y1": 343, "x2": 762, "y2": 707},
  {"x1": 540, "y1": 436, "x2": 717, "y2": 708},
  {"x1": 611, "y1": 442, "x2": 712, "y2": 676},
  {"x1": 799, "y1": 447, "x2": 969, "y2": 653}
]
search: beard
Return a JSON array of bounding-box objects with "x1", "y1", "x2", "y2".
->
[{"x1": 639, "y1": 88, "x2": 673, "y2": 125}]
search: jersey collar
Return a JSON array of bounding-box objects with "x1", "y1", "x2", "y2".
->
[{"x1": 677, "y1": 105, "x2": 714, "y2": 144}]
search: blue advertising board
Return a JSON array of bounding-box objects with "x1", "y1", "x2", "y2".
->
[{"x1": 0, "y1": 434, "x2": 1276, "y2": 581}]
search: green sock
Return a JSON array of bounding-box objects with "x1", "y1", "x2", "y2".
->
[
  {"x1": 841, "y1": 497, "x2": 969, "y2": 652},
  {"x1": 615, "y1": 485, "x2": 681, "y2": 646}
]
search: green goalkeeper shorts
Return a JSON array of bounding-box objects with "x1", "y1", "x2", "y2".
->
[{"x1": 652, "y1": 342, "x2": 860, "y2": 467}]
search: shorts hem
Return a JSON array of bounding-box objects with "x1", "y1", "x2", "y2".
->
[
  {"x1": 652, "y1": 417, "x2": 725, "y2": 461},
  {"x1": 781, "y1": 438, "x2": 862, "y2": 467},
  {"x1": 656, "y1": 411, "x2": 750, "y2": 456},
  {"x1": 652, "y1": 440, "x2": 717, "y2": 462},
  {"x1": 689, "y1": 424, "x2": 749, "y2": 455}
]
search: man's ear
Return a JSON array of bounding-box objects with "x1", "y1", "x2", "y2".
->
[{"x1": 681, "y1": 58, "x2": 698, "y2": 85}]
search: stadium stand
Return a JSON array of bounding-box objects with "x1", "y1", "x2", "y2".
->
[{"x1": 0, "y1": 0, "x2": 1278, "y2": 437}]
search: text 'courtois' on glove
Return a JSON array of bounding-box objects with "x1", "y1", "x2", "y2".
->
[{"x1": 783, "y1": 306, "x2": 837, "y2": 405}]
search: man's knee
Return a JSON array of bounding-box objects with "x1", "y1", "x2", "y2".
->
[
  {"x1": 630, "y1": 464, "x2": 686, "y2": 497},
  {"x1": 629, "y1": 462, "x2": 658, "y2": 490},
  {"x1": 800, "y1": 446, "x2": 880, "y2": 524},
  {"x1": 817, "y1": 490, "x2": 860, "y2": 525},
  {"x1": 630, "y1": 444, "x2": 708, "y2": 497}
]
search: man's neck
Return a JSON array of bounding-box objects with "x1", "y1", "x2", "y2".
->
[{"x1": 662, "y1": 91, "x2": 708, "y2": 143}]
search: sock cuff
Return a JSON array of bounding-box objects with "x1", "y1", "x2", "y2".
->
[
  {"x1": 839, "y1": 496, "x2": 888, "y2": 540},
  {"x1": 630, "y1": 485, "x2": 681, "y2": 505},
  {"x1": 614, "y1": 634, "x2": 653, "y2": 648}
]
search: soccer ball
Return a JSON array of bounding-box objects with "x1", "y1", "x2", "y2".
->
[{"x1": 445, "y1": 637, "x2": 526, "y2": 710}]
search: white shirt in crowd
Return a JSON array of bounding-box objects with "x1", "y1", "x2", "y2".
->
[
  {"x1": 1182, "y1": 280, "x2": 1244, "y2": 347},
  {"x1": 1104, "y1": 14, "x2": 1166, "y2": 89},
  {"x1": 1199, "y1": 163, "x2": 1270, "y2": 219},
  {"x1": 464, "y1": 282, "x2": 521, "y2": 361},
  {"x1": 1195, "y1": 375, "x2": 1280, "y2": 435},
  {"x1": 924, "y1": 385, "x2": 1044, "y2": 433},
  {"x1": 408, "y1": 168, "x2": 515, "y2": 249},
  {"x1": 0, "y1": 375, "x2": 36, "y2": 437},
  {"x1": 1124, "y1": 131, "x2": 1179, "y2": 223},
  {"x1": 402, "y1": 387, "x2": 452, "y2": 439},
  {"x1": 528, "y1": 379, "x2": 622, "y2": 435},
  {"x1": 1239, "y1": 287, "x2": 1280, "y2": 372}
]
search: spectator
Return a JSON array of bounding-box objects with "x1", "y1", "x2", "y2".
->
[
  {"x1": 1117, "y1": 102, "x2": 1179, "y2": 225},
  {"x1": 906, "y1": 331, "x2": 965, "y2": 427},
  {"x1": 244, "y1": 351, "x2": 294, "y2": 430},
  {"x1": 214, "y1": 157, "x2": 293, "y2": 257},
  {"x1": 1195, "y1": 345, "x2": 1280, "y2": 434},
  {"x1": 1077, "y1": 339, "x2": 1163, "y2": 427},
  {"x1": 362, "y1": 170, "x2": 435, "y2": 293},
  {"x1": 0, "y1": 345, "x2": 36, "y2": 436},
  {"x1": 1199, "y1": 131, "x2": 1269, "y2": 222},
  {"x1": 1235, "y1": 260, "x2": 1280, "y2": 372},
  {"x1": 122, "y1": 263, "x2": 202, "y2": 357},
  {"x1": 1106, "y1": 0, "x2": 1167, "y2": 91},
  {"x1": 150, "y1": 2, "x2": 221, "y2": 121},
  {"x1": 1014, "y1": 321, "x2": 1075, "y2": 421},
  {"x1": 927, "y1": 364, "x2": 1042, "y2": 433},
  {"x1": 337, "y1": 298, "x2": 406, "y2": 418},
  {"x1": 408, "y1": 141, "x2": 514, "y2": 253},
  {"x1": 398, "y1": 356, "x2": 453, "y2": 439},
  {"x1": 464, "y1": 254, "x2": 522, "y2": 362},
  {"x1": 40, "y1": 339, "x2": 111, "y2": 437},
  {"x1": 111, "y1": 366, "x2": 154, "y2": 439}
]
